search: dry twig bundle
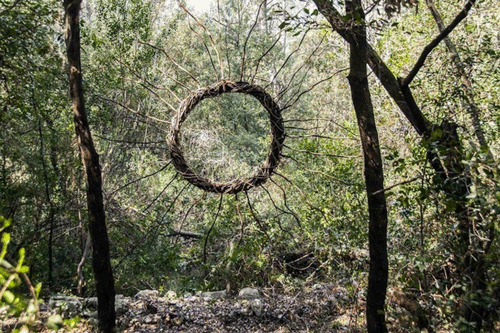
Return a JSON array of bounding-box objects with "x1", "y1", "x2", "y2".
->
[{"x1": 168, "y1": 80, "x2": 285, "y2": 194}]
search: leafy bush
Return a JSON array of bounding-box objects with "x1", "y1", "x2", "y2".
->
[{"x1": 0, "y1": 216, "x2": 41, "y2": 330}]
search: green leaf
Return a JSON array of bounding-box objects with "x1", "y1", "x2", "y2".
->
[
  {"x1": 64, "y1": 316, "x2": 81, "y2": 328},
  {"x1": 17, "y1": 266, "x2": 29, "y2": 274},
  {"x1": 3, "y1": 289, "x2": 15, "y2": 303},
  {"x1": 278, "y1": 22, "x2": 289, "y2": 29}
]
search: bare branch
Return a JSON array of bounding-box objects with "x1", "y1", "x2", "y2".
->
[
  {"x1": 187, "y1": 21, "x2": 220, "y2": 81},
  {"x1": 109, "y1": 162, "x2": 171, "y2": 196},
  {"x1": 281, "y1": 71, "x2": 346, "y2": 111},
  {"x1": 203, "y1": 195, "x2": 223, "y2": 263},
  {"x1": 251, "y1": 31, "x2": 283, "y2": 84},
  {"x1": 283, "y1": 144, "x2": 361, "y2": 158},
  {"x1": 240, "y1": 0, "x2": 265, "y2": 81},
  {"x1": 265, "y1": 29, "x2": 311, "y2": 91},
  {"x1": 140, "y1": 41, "x2": 201, "y2": 87},
  {"x1": 179, "y1": 1, "x2": 224, "y2": 79},
  {"x1": 372, "y1": 175, "x2": 426, "y2": 195},
  {"x1": 168, "y1": 230, "x2": 203, "y2": 239},
  {"x1": 143, "y1": 173, "x2": 179, "y2": 212},
  {"x1": 402, "y1": 0, "x2": 477, "y2": 87},
  {"x1": 98, "y1": 96, "x2": 170, "y2": 124},
  {"x1": 245, "y1": 191, "x2": 274, "y2": 248}
]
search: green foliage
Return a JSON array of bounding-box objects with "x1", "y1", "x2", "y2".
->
[{"x1": 0, "y1": 216, "x2": 41, "y2": 325}]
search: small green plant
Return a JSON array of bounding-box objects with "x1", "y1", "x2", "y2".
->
[{"x1": 0, "y1": 216, "x2": 41, "y2": 329}]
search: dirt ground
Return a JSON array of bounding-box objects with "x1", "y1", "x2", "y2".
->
[{"x1": 3, "y1": 284, "x2": 369, "y2": 332}]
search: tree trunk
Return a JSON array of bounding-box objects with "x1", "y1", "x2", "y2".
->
[
  {"x1": 347, "y1": 1, "x2": 389, "y2": 332},
  {"x1": 312, "y1": 0, "x2": 389, "y2": 331},
  {"x1": 63, "y1": 1, "x2": 116, "y2": 331}
]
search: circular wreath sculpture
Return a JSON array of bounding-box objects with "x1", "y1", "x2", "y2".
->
[{"x1": 168, "y1": 80, "x2": 285, "y2": 194}]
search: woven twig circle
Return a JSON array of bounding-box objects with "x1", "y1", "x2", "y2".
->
[{"x1": 168, "y1": 81, "x2": 285, "y2": 194}]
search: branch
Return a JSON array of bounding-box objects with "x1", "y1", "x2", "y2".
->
[
  {"x1": 203, "y1": 195, "x2": 223, "y2": 264},
  {"x1": 168, "y1": 230, "x2": 203, "y2": 239},
  {"x1": 139, "y1": 41, "x2": 200, "y2": 87},
  {"x1": 98, "y1": 95, "x2": 170, "y2": 124},
  {"x1": 240, "y1": 0, "x2": 265, "y2": 81},
  {"x1": 402, "y1": 0, "x2": 477, "y2": 87},
  {"x1": 313, "y1": 0, "x2": 430, "y2": 135},
  {"x1": 372, "y1": 175, "x2": 425, "y2": 195},
  {"x1": 179, "y1": 1, "x2": 224, "y2": 80}
]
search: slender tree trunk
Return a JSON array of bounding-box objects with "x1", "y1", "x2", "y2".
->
[
  {"x1": 312, "y1": 0, "x2": 389, "y2": 331},
  {"x1": 63, "y1": 1, "x2": 116, "y2": 331},
  {"x1": 346, "y1": 1, "x2": 389, "y2": 332},
  {"x1": 77, "y1": 232, "x2": 91, "y2": 296}
]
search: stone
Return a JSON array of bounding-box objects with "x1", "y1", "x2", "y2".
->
[
  {"x1": 238, "y1": 287, "x2": 262, "y2": 300},
  {"x1": 48, "y1": 295, "x2": 82, "y2": 317},
  {"x1": 115, "y1": 294, "x2": 130, "y2": 315},
  {"x1": 83, "y1": 297, "x2": 97, "y2": 310},
  {"x1": 82, "y1": 295, "x2": 128, "y2": 315},
  {"x1": 135, "y1": 289, "x2": 159, "y2": 299},
  {"x1": 201, "y1": 290, "x2": 226, "y2": 300},
  {"x1": 82, "y1": 310, "x2": 98, "y2": 318},
  {"x1": 250, "y1": 299, "x2": 263, "y2": 316},
  {"x1": 165, "y1": 290, "x2": 177, "y2": 299}
]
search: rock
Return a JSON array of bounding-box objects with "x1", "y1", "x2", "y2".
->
[
  {"x1": 82, "y1": 295, "x2": 129, "y2": 315},
  {"x1": 165, "y1": 290, "x2": 177, "y2": 299},
  {"x1": 83, "y1": 297, "x2": 97, "y2": 310},
  {"x1": 87, "y1": 317, "x2": 99, "y2": 327},
  {"x1": 144, "y1": 315, "x2": 155, "y2": 324},
  {"x1": 45, "y1": 314, "x2": 64, "y2": 330},
  {"x1": 250, "y1": 299, "x2": 263, "y2": 316},
  {"x1": 82, "y1": 310, "x2": 98, "y2": 318},
  {"x1": 135, "y1": 289, "x2": 159, "y2": 299},
  {"x1": 201, "y1": 290, "x2": 227, "y2": 300},
  {"x1": 48, "y1": 295, "x2": 82, "y2": 317},
  {"x1": 115, "y1": 295, "x2": 130, "y2": 315},
  {"x1": 238, "y1": 287, "x2": 262, "y2": 300}
]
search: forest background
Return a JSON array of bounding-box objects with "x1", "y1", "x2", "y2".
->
[{"x1": 1, "y1": 0, "x2": 499, "y2": 332}]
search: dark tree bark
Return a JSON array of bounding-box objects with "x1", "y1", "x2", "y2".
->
[
  {"x1": 312, "y1": 0, "x2": 389, "y2": 331},
  {"x1": 63, "y1": 1, "x2": 116, "y2": 331},
  {"x1": 346, "y1": 1, "x2": 389, "y2": 332}
]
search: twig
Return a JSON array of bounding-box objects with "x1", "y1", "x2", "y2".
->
[
  {"x1": 109, "y1": 162, "x2": 171, "y2": 196},
  {"x1": 179, "y1": 1, "x2": 224, "y2": 79},
  {"x1": 204, "y1": 195, "x2": 223, "y2": 263},
  {"x1": 139, "y1": 41, "x2": 201, "y2": 87},
  {"x1": 402, "y1": 0, "x2": 477, "y2": 86},
  {"x1": 98, "y1": 96, "x2": 169, "y2": 124},
  {"x1": 372, "y1": 175, "x2": 426, "y2": 195},
  {"x1": 251, "y1": 31, "x2": 283, "y2": 84},
  {"x1": 143, "y1": 173, "x2": 178, "y2": 212},
  {"x1": 245, "y1": 191, "x2": 274, "y2": 249},
  {"x1": 283, "y1": 144, "x2": 361, "y2": 158},
  {"x1": 240, "y1": 0, "x2": 265, "y2": 81}
]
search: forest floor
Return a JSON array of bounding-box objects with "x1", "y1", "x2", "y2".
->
[{"x1": 3, "y1": 283, "x2": 376, "y2": 332}]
